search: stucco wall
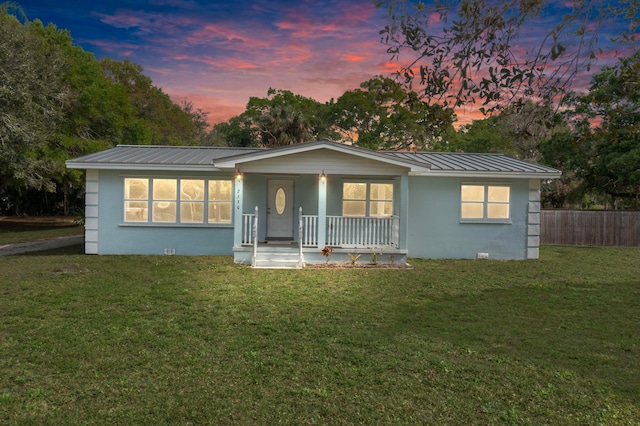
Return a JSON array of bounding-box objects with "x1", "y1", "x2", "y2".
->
[
  {"x1": 92, "y1": 170, "x2": 532, "y2": 259},
  {"x1": 94, "y1": 169, "x2": 235, "y2": 255},
  {"x1": 407, "y1": 176, "x2": 530, "y2": 260}
]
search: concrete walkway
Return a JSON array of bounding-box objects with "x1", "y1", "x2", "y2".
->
[{"x1": 0, "y1": 235, "x2": 84, "y2": 256}]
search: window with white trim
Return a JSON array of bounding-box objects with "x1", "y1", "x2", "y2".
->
[
  {"x1": 208, "y1": 180, "x2": 232, "y2": 224},
  {"x1": 461, "y1": 184, "x2": 510, "y2": 221},
  {"x1": 123, "y1": 178, "x2": 232, "y2": 224},
  {"x1": 342, "y1": 182, "x2": 394, "y2": 217}
]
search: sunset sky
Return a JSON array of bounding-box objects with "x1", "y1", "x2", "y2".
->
[{"x1": 19, "y1": 1, "x2": 636, "y2": 128}]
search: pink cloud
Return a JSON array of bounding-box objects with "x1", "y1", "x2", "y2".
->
[
  {"x1": 185, "y1": 23, "x2": 273, "y2": 49},
  {"x1": 345, "y1": 54, "x2": 366, "y2": 62}
]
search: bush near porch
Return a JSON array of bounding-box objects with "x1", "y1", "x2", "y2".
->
[{"x1": 1, "y1": 245, "x2": 638, "y2": 424}]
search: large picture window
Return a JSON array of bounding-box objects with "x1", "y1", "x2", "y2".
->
[
  {"x1": 461, "y1": 184, "x2": 510, "y2": 221},
  {"x1": 342, "y1": 182, "x2": 394, "y2": 217},
  {"x1": 123, "y1": 178, "x2": 232, "y2": 225}
]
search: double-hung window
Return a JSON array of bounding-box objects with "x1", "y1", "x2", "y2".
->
[
  {"x1": 342, "y1": 182, "x2": 394, "y2": 217},
  {"x1": 124, "y1": 178, "x2": 232, "y2": 225},
  {"x1": 461, "y1": 184, "x2": 510, "y2": 221}
]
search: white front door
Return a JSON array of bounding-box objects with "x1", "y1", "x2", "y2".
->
[{"x1": 267, "y1": 180, "x2": 294, "y2": 240}]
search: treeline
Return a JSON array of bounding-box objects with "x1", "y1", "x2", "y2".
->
[
  {"x1": 1, "y1": 5, "x2": 638, "y2": 215},
  {"x1": 210, "y1": 49, "x2": 640, "y2": 210},
  {"x1": 0, "y1": 6, "x2": 209, "y2": 216}
]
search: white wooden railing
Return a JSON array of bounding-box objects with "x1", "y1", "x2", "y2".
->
[
  {"x1": 300, "y1": 214, "x2": 319, "y2": 247},
  {"x1": 300, "y1": 215, "x2": 399, "y2": 248},
  {"x1": 245, "y1": 210, "x2": 399, "y2": 252},
  {"x1": 242, "y1": 212, "x2": 257, "y2": 245},
  {"x1": 327, "y1": 216, "x2": 399, "y2": 248}
]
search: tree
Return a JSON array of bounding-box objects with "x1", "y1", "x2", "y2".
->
[
  {"x1": 1, "y1": 5, "x2": 212, "y2": 215},
  {"x1": 575, "y1": 51, "x2": 640, "y2": 207},
  {"x1": 445, "y1": 116, "x2": 512, "y2": 154},
  {"x1": 496, "y1": 101, "x2": 568, "y2": 161},
  {"x1": 181, "y1": 99, "x2": 210, "y2": 144},
  {"x1": 377, "y1": 0, "x2": 639, "y2": 114},
  {"x1": 0, "y1": 6, "x2": 70, "y2": 213},
  {"x1": 207, "y1": 115, "x2": 257, "y2": 147},
  {"x1": 100, "y1": 58, "x2": 199, "y2": 146},
  {"x1": 244, "y1": 89, "x2": 338, "y2": 147},
  {"x1": 331, "y1": 76, "x2": 455, "y2": 150},
  {"x1": 539, "y1": 51, "x2": 640, "y2": 208},
  {"x1": 254, "y1": 105, "x2": 312, "y2": 148},
  {"x1": 211, "y1": 89, "x2": 336, "y2": 148}
]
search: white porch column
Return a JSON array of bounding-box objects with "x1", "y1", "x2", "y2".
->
[
  {"x1": 398, "y1": 174, "x2": 409, "y2": 249},
  {"x1": 233, "y1": 173, "x2": 244, "y2": 247},
  {"x1": 317, "y1": 173, "x2": 327, "y2": 248}
]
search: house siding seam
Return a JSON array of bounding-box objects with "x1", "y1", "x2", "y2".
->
[
  {"x1": 527, "y1": 179, "x2": 541, "y2": 259},
  {"x1": 85, "y1": 169, "x2": 99, "y2": 254}
]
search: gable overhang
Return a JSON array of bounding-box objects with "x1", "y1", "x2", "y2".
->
[{"x1": 213, "y1": 140, "x2": 431, "y2": 173}]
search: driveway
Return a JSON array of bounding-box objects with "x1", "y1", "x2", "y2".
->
[{"x1": 0, "y1": 235, "x2": 84, "y2": 256}]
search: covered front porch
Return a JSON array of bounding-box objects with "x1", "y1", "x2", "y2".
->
[
  {"x1": 231, "y1": 172, "x2": 409, "y2": 268},
  {"x1": 235, "y1": 206, "x2": 405, "y2": 268},
  {"x1": 213, "y1": 140, "x2": 417, "y2": 268}
]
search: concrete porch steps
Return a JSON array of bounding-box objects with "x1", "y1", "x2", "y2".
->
[{"x1": 253, "y1": 245, "x2": 302, "y2": 269}]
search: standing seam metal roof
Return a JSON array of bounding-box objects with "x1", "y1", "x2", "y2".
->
[
  {"x1": 383, "y1": 152, "x2": 558, "y2": 174},
  {"x1": 67, "y1": 145, "x2": 262, "y2": 166},
  {"x1": 66, "y1": 144, "x2": 560, "y2": 176}
]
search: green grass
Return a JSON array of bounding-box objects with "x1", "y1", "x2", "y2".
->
[
  {"x1": 0, "y1": 217, "x2": 83, "y2": 245},
  {"x1": 1, "y1": 245, "x2": 639, "y2": 424}
]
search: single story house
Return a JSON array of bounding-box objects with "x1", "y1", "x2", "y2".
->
[{"x1": 66, "y1": 139, "x2": 561, "y2": 267}]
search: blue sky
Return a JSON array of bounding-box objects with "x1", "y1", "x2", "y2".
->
[{"x1": 18, "y1": 1, "x2": 637, "y2": 127}]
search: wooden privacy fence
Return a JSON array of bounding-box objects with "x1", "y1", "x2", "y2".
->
[{"x1": 540, "y1": 210, "x2": 640, "y2": 246}]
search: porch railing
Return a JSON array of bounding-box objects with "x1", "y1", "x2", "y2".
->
[
  {"x1": 242, "y1": 211, "x2": 257, "y2": 246},
  {"x1": 300, "y1": 214, "x2": 319, "y2": 247},
  {"x1": 245, "y1": 211, "x2": 399, "y2": 249},
  {"x1": 300, "y1": 215, "x2": 399, "y2": 248},
  {"x1": 327, "y1": 216, "x2": 399, "y2": 248}
]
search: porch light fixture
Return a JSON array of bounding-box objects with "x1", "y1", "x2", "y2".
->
[
  {"x1": 235, "y1": 168, "x2": 242, "y2": 180},
  {"x1": 320, "y1": 170, "x2": 327, "y2": 181}
]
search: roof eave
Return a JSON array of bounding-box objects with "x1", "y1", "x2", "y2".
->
[
  {"x1": 409, "y1": 170, "x2": 562, "y2": 179},
  {"x1": 65, "y1": 161, "x2": 222, "y2": 172}
]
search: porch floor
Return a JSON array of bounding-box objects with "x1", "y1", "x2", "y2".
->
[{"x1": 235, "y1": 242, "x2": 407, "y2": 269}]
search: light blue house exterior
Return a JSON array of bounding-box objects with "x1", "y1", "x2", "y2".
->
[{"x1": 66, "y1": 140, "x2": 560, "y2": 267}]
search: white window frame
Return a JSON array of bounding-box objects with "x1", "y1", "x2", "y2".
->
[
  {"x1": 122, "y1": 177, "x2": 233, "y2": 226},
  {"x1": 342, "y1": 181, "x2": 395, "y2": 217},
  {"x1": 460, "y1": 183, "x2": 511, "y2": 223}
]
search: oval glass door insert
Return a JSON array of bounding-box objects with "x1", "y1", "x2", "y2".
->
[{"x1": 275, "y1": 187, "x2": 286, "y2": 215}]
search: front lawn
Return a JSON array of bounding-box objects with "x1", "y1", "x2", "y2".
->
[{"x1": 1, "y1": 246, "x2": 638, "y2": 424}]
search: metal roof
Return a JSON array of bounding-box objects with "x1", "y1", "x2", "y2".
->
[
  {"x1": 66, "y1": 142, "x2": 560, "y2": 178},
  {"x1": 384, "y1": 151, "x2": 560, "y2": 177},
  {"x1": 212, "y1": 139, "x2": 430, "y2": 171},
  {"x1": 66, "y1": 145, "x2": 261, "y2": 171}
]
